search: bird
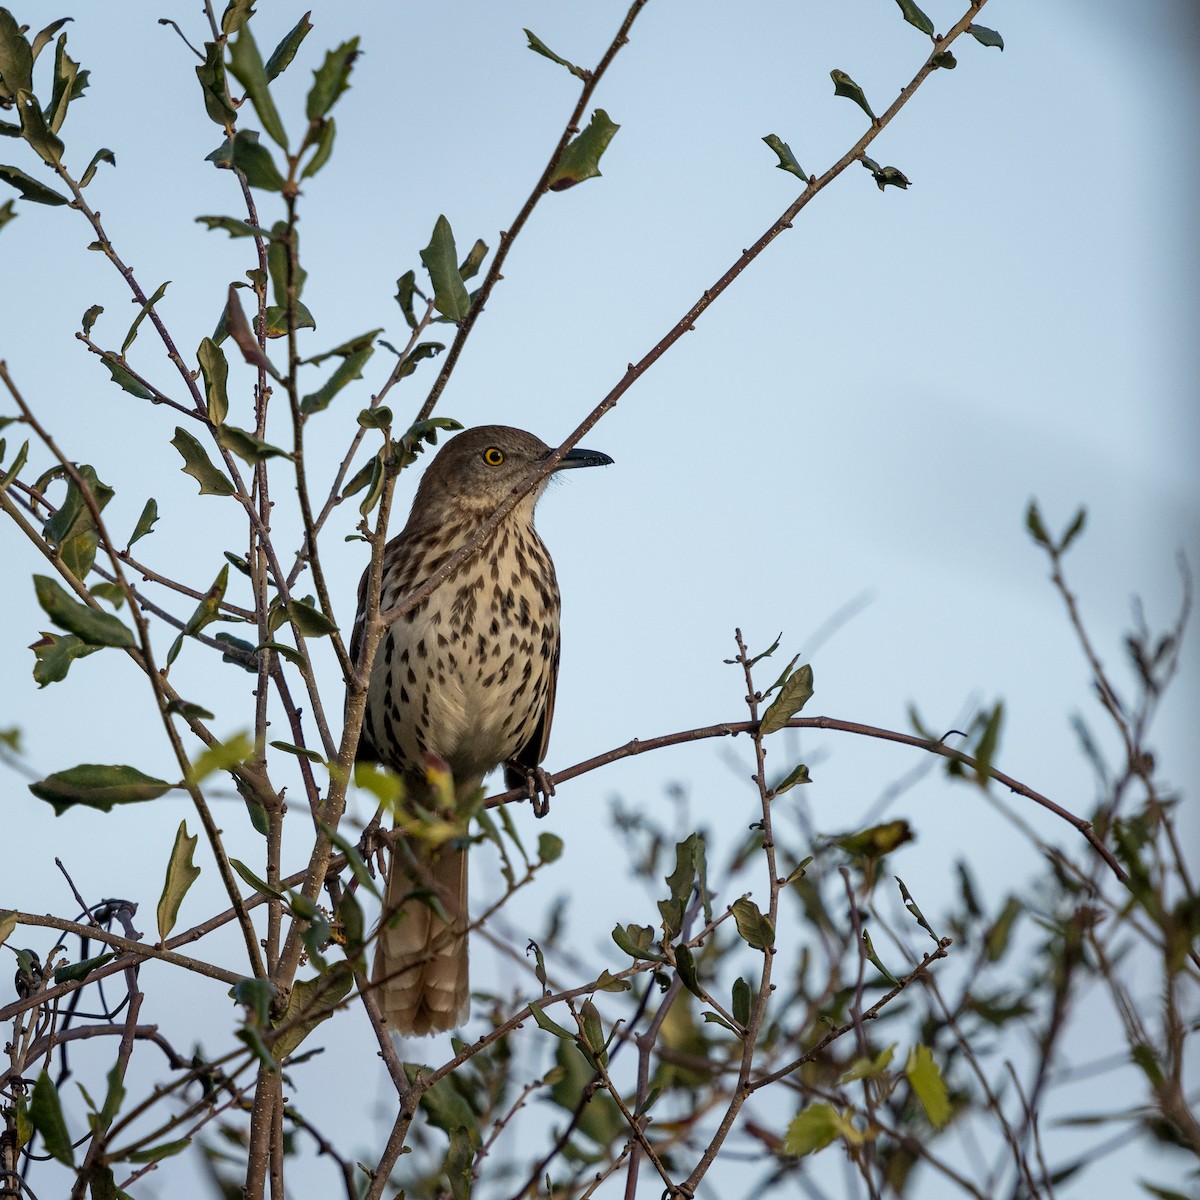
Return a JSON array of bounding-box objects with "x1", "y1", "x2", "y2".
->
[{"x1": 350, "y1": 425, "x2": 613, "y2": 1035}]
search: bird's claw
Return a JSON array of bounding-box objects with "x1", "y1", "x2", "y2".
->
[
  {"x1": 356, "y1": 813, "x2": 387, "y2": 876},
  {"x1": 527, "y1": 767, "x2": 556, "y2": 819}
]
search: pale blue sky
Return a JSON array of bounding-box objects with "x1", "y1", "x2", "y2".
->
[{"x1": 1, "y1": 1, "x2": 1196, "y2": 1196}]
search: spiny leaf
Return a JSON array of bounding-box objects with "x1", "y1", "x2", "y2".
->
[
  {"x1": 300, "y1": 346, "x2": 373, "y2": 415},
  {"x1": 217, "y1": 424, "x2": 290, "y2": 465},
  {"x1": 306, "y1": 38, "x2": 359, "y2": 120},
  {"x1": 548, "y1": 108, "x2": 619, "y2": 190},
  {"x1": 171, "y1": 427, "x2": 236, "y2": 496},
  {"x1": 195, "y1": 40, "x2": 237, "y2": 126},
  {"x1": 762, "y1": 133, "x2": 807, "y2": 181},
  {"x1": 30, "y1": 631, "x2": 100, "y2": 686},
  {"x1": 861, "y1": 155, "x2": 910, "y2": 191},
  {"x1": 772, "y1": 763, "x2": 811, "y2": 796},
  {"x1": 611, "y1": 922, "x2": 664, "y2": 962},
  {"x1": 157, "y1": 821, "x2": 200, "y2": 942},
  {"x1": 30, "y1": 764, "x2": 172, "y2": 814},
  {"x1": 830, "y1": 69, "x2": 875, "y2": 121}
]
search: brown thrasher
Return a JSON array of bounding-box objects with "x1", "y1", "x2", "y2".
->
[{"x1": 351, "y1": 425, "x2": 612, "y2": 1035}]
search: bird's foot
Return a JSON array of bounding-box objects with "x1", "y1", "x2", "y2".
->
[
  {"x1": 510, "y1": 764, "x2": 556, "y2": 818},
  {"x1": 356, "y1": 811, "x2": 387, "y2": 876}
]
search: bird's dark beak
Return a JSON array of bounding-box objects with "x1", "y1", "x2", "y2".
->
[{"x1": 550, "y1": 446, "x2": 614, "y2": 471}]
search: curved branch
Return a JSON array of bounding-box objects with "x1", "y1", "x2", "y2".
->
[{"x1": 483, "y1": 714, "x2": 1128, "y2": 884}]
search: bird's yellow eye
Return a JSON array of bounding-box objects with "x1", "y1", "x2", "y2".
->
[{"x1": 482, "y1": 447, "x2": 505, "y2": 466}]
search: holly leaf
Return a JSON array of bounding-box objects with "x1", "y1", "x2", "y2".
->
[
  {"x1": 171, "y1": 427, "x2": 236, "y2": 496},
  {"x1": 830, "y1": 70, "x2": 875, "y2": 121},
  {"x1": 762, "y1": 133, "x2": 807, "y2": 181},
  {"x1": 548, "y1": 109, "x2": 619, "y2": 190}
]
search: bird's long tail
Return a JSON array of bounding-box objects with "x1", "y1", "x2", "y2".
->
[{"x1": 373, "y1": 841, "x2": 469, "y2": 1036}]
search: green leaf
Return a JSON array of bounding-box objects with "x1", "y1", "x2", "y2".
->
[
  {"x1": 528, "y1": 1000, "x2": 575, "y2": 1041},
  {"x1": 592, "y1": 968, "x2": 630, "y2": 993},
  {"x1": 702, "y1": 1011, "x2": 739, "y2": 1034},
  {"x1": 52, "y1": 951, "x2": 114, "y2": 983},
  {"x1": 0, "y1": 437, "x2": 26, "y2": 490},
  {"x1": 100, "y1": 353, "x2": 153, "y2": 399},
  {"x1": 45, "y1": 33, "x2": 86, "y2": 136},
  {"x1": 394, "y1": 269, "x2": 417, "y2": 328},
  {"x1": 830, "y1": 69, "x2": 875, "y2": 121},
  {"x1": 730, "y1": 897, "x2": 775, "y2": 950},
  {"x1": 195, "y1": 40, "x2": 237, "y2": 126},
  {"x1": 731, "y1": 976, "x2": 751, "y2": 1027},
  {"x1": 841, "y1": 1043, "x2": 896, "y2": 1083},
  {"x1": 973, "y1": 701, "x2": 1003, "y2": 784},
  {"x1": 1025, "y1": 499, "x2": 1051, "y2": 547},
  {"x1": 230, "y1": 858, "x2": 285, "y2": 900},
  {"x1": 0, "y1": 197, "x2": 16, "y2": 231},
  {"x1": 198, "y1": 337, "x2": 229, "y2": 425},
  {"x1": 931, "y1": 49, "x2": 956, "y2": 70},
  {"x1": 126, "y1": 1138, "x2": 191, "y2": 1165},
  {"x1": 578, "y1": 998, "x2": 608, "y2": 1065},
  {"x1": 420, "y1": 214, "x2": 471, "y2": 321},
  {"x1": 78, "y1": 146, "x2": 114, "y2": 188},
  {"x1": 772, "y1": 763, "x2": 811, "y2": 795},
  {"x1": 81, "y1": 303, "x2": 103, "y2": 336},
  {"x1": 195, "y1": 214, "x2": 272, "y2": 238},
  {"x1": 306, "y1": 38, "x2": 359, "y2": 120},
  {"x1": 784, "y1": 1103, "x2": 842, "y2": 1156},
  {"x1": 187, "y1": 731, "x2": 252, "y2": 786},
  {"x1": 217, "y1": 424, "x2": 290, "y2": 464},
  {"x1": 0, "y1": 909, "x2": 16, "y2": 948},
  {"x1": 121, "y1": 280, "x2": 169, "y2": 356},
  {"x1": 16, "y1": 88, "x2": 63, "y2": 163},
  {"x1": 548, "y1": 108, "x2": 620, "y2": 190},
  {"x1": 220, "y1": 0, "x2": 254, "y2": 35},
  {"x1": 287, "y1": 597, "x2": 338, "y2": 637},
  {"x1": 837, "y1": 819, "x2": 913, "y2": 859},
  {"x1": 300, "y1": 346, "x2": 373, "y2": 415},
  {"x1": 967, "y1": 24, "x2": 1004, "y2": 51},
  {"x1": 537, "y1": 831, "x2": 564, "y2": 863},
  {"x1": 0, "y1": 10, "x2": 35, "y2": 100},
  {"x1": 270, "y1": 740, "x2": 324, "y2": 764},
  {"x1": 229, "y1": 25, "x2": 288, "y2": 148},
  {"x1": 30, "y1": 764, "x2": 172, "y2": 814},
  {"x1": 33, "y1": 576, "x2": 134, "y2": 647},
  {"x1": 674, "y1": 943, "x2": 702, "y2": 997},
  {"x1": 300, "y1": 115, "x2": 335, "y2": 178},
  {"x1": 523, "y1": 28, "x2": 588, "y2": 80},
  {"x1": 30, "y1": 631, "x2": 100, "y2": 686},
  {"x1": 1059, "y1": 506, "x2": 1087, "y2": 552},
  {"x1": 0, "y1": 163, "x2": 68, "y2": 205},
  {"x1": 392, "y1": 340, "x2": 445, "y2": 382},
  {"x1": 458, "y1": 237, "x2": 488, "y2": 282},
  {"x1": 228, "y1": 128, "x2": 285, "y2": 191},
  {"x1": 304, "y1": 328, "x2": 382, "y2": 365},
  {"x1": 266, "y1": 11, "x2": 313, "y2": 80},
  {"x1": 759, "y1": 663, "x2": 814, "y2": 735},
  {"x1": 894, "y1": 0, "x2": 935, "y2": 35},
  {"x1": 611, "y1": 922, "x2": 664, "y2": 962},
  {"x1": 905, "y1": 1044, "x2": 951, "y2": 1128},
  {"x1": 41, "y1": 463, "x2": 114, "y2": 580},
  {"x1": 356, "y1": 406, "x2": 391, "y2": 430},
  {"x1": 30, "y1": 19, "x2": 72, "y2": 66},
  {"x1": 157, "y1": 823, "x2": 199, "y2": 941},
  {"x1": 861, "y1": 155, "x2": 911, "y2": 191},
  {"x1": 984, "y1": 895, "x2": 1022, "y2": 962},
  {"x1": 862, "y1": 929, "x2": 898, "y2": 984},
  {"x1": 30, "y1": 1071, "x2": 75, "y2": 1166},
  {"x1": 128, "y1": 498, "x2": 158, "y2": 547},
  {"x1": 895, "y1": 875, "x2": 939, "y2": 942},
  {"x1": 762, "y1": 133, "x2": 807, "y2": 181},
  {"x1": 89, "y1": 582, "x2": 124, "y2": 609},
  {"x1": 271, "y1": 964, "x2": 354, "y2": 1059},
  {"x1": 172, "y1": 427, "x2": 236, "y2": 496}
]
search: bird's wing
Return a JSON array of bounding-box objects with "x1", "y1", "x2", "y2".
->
[{"x1": 504, "y1": 638, "x2": 559, "y2": 789}]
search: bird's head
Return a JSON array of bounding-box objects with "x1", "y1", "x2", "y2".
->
[{"x1": 408, "y1": 425, "x2": 613, "y2": 522}]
